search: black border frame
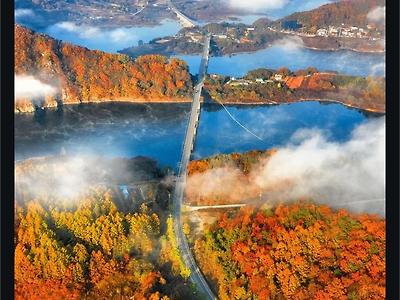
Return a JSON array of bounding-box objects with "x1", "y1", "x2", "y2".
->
[
  {"x1": 1, "y1": 1, "x2": 399, "y2": 299},
  {"x1": 1, "y1": 0, "x2": 15, "y2": 299},
  {"x1": 385, "y1": 0, "x2": 400, "y2": 299}
]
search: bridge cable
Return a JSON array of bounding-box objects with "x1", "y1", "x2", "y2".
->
[{"x1": 214, "y1": 99, "x2": 264, "y2": 141}]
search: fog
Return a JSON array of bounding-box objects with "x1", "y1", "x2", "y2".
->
[
  {"x1": 228, "y1": 0, "x2": 289, "y2": 11},
  {"x1": 15, "y1": 74, "x2": 58, "y2": 100},
  {"x1": 272, "y1": 36, "x2": 304, "y2": 51},
  {"x1": 15, "y1": 155, "x2": 160, "y2": 202},
  {"x1": 227, "y1": 0, "x2": 333, "y2": 17},
  {"x1": 188, "y1": 117, "x2": 385, "y2": 215},
  {"x1": 15, "y1": 9, "x2": 34, "y2": 18},
  {"x1": 367, "y1": 6, "x2": 385, "y2": 24},
  {"x1": 43, "y1": 19, "x2": 181, "y2": 53}
]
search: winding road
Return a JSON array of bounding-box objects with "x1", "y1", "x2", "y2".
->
[{"x1": 172, "y1": 33, "x2": 217, "y2": 300}]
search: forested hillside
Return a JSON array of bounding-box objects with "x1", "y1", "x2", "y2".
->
[
  {"x1": 195, "y1": 203, "x2": 385, "y2": 299},
  {"x1": 278, "y1": 0, "x2": 385, "y2": 30},
  {"x1": 15, "y1": 156, "x2": 196, "y2": 299},
  {"x1": 204, "y1": 67, "x2": 385, "y2": 112},
  {"x1": 15, "y1": 25, "x2": 193, "y2": 112}
]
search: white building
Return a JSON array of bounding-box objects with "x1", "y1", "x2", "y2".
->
[{"x1": 316, "y1": 29, "x2": 328, "y2": 36}]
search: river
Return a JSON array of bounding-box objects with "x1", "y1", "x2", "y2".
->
[
  {"x1": 176, "y1": 46, "x2": 385, "y2": 78},
  {"x1": 15, "y1": 101, "x2": 376, "y2": 169},
  {"x1": 24, "y1": 12, "x2": 384, "y2": 78}
]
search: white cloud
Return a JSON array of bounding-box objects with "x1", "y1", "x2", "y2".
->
[
  {"x1": 55, "y1": 21, "x2": 101, "y2": 39},
  {"x1": 15, "y1": 155, "x2": 156, "y2": 202},
  {"x1": 15, "y1": 9, "x2": 34, "y2": 18},
  {"x1": 367, "y1": 6, "x2": 385, "y2": 24},
  {"x1": 370, "y1": 62, "x2": 385, "y2": 77},
  {"x1": 110, "y1": 28, "x2": 131, "y2": 42},
  {"x1": 228, "y1": 0, "x2": 290, "y2": 12},
  {"x1": 15, "y1": 74, "x2": 57, "y2": 100},
  {"x1": 272, "y1": 36, "x2": 304, "y2": 51},
  {"x1": 253, "y1": 118, "x2": 385, "y2": 214},
  {"x1": 187, "y1": 118, "x2": 385, "y2": 215},
  {"x1": 51, "y1": 22, "x2": 139, "y2": 44}
]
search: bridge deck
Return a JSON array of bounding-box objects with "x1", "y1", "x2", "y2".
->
[
  {"x1": 167, "y1": 0, "x2": 197, "y2": 27},
  {"x1": 172, "y1": 34, "x2": 217, "y2": 300}
]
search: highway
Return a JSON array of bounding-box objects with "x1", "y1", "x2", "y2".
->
[
  {"x1": 172, "y1": 33, "x2": 217, "y2": 300},
  {"x1": 166, "y1": 0, "x2": 197, "y2": 28}
]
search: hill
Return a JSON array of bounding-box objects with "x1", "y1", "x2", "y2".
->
[
  {"x1": 14, "y1": 155, "x2": 197, "y2": 299},
  {"x1": 15, "y1": 24, "x2": 193, "y2": 113},
  {"x1": 194, "y1": 203, "x2": 385, "y2": 299},
  {"x1": 204, "y1": 67, "x2": 385, "y2": 113},
  {"x1": 277, "y1": 0, "x2": 385, "y2": 31}
]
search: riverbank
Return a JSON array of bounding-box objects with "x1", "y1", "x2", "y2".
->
[
  {"x1": 204, "y1": 70, "x2": 385, "y2": 113},
  {"x1": 15, "y1": 96, "x2": 193, "y2": 113},
  {"x1": 215, "y1": 98, "x2": 385, "y2": 114},
  {"x1": 15, "y1": 95, "x2": 385, "y2": 115}
]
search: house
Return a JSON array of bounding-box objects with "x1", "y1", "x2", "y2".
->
[
  {"x1": 255, "y1": 78, "x2": 264, "y2": 83},
  {"x1": 274, "y1": 74, "x2": 283, "y2": 81},
  {"x1": 189, "y1": 35, "x2": 202, "y2": 42},
  {"x1": 229, "y1": 80, "x2": 250, "y2": 86},
  {"x1": 239, "y1": 38, "x2": 252, "y2": 43},
  {"x1": 341, "y1": 30, "x2": 350, "y2": 37},
  {"x1": 227, "y1": 78, "x2": 252, "y2": 86},
  {"x1": 328, "y1": 27, "x2": 339, "y2": 36},
  {"x1": 155, "y1": 39, "x2": 170, "y2": 44},
  {"x1": 316, "y1": 29, "x2": 328, "y2": 36}
]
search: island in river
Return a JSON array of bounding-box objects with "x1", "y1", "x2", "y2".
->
[
  {"x1": 15, "y1": 24, "x2": 385, "y2": 114},
  {"x1": 203, "y1": 67, "x2": 385, "y2": 113}
]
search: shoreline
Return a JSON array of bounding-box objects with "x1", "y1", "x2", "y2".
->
[
  {"x1": 14, "y1": 96, "x2": 193, "y2": 114},
  {"x1": 126, "y1": 38, "x2": 384, "y2": 59},
  {"x1": 211, "y1": 43, "x2": 385, "y2": 57},
  {"x1": 215, "y1": 98, "x2": 385, "y2": 114},
  {"x1": 15, "y1": 97, "x2": 385, "y2": 115}
]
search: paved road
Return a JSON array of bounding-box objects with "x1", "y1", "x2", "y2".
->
[
  {"x1": 166, "y1": 0, "x2": 197, "y2": 27},
  {"x1": 184, "y1": 204, "x2": 246, "y2": 211},
  {"x1": 172, "y1": 34, "x2": 217, "y2": 300},
  {"x1": 132, "y1": 1, "x2": 148, "y2": 17}
]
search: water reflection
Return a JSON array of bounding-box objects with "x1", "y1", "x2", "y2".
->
[
  {"x1": 175, "y1": 46, "x2": 385, "y2": 77},
  {"x1": 16, "y1": 101, "x2": 371, "y2": 169}
]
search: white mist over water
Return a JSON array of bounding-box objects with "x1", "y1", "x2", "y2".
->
[
  {"x1": 43, "y1": 19, "x2": 181, "y2": 53},
  {"x1": 188, "y1": 117, "x2": 385, "y2": 215}
]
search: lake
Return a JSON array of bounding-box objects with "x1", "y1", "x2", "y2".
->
[
  {"x1": 24, "y1": 13, "x2": 384, "y2": 78},
  {"x1": 43, "y1": 19, "x2": 182, "y2": 53},
  {"x1": 15, "y1": 101, "x2": 374, "y2": 170},
  {"x1": 176, "y1": 46, "x2": 385, "y2": 78}
]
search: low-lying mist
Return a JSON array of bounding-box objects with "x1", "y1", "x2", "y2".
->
[
  {"x1": 15, "y1": 155, "x2": 162, "y2": 202},
  {"x1": 15, "y1": 74, "x2": 59, "y2": 100},
  {"x1": 187, "y1": 117, "x2": 385, "y2": 215}
]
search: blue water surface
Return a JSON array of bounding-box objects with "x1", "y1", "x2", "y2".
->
[
  {"x1": 15, "y1": 101, "x2": 376, "y2": 170},
  {"x1": 176, "y1": 46, "x2": 385, "y2": 78}
]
